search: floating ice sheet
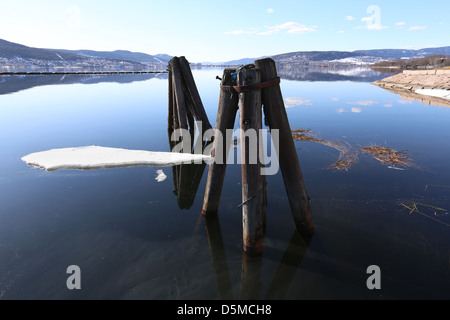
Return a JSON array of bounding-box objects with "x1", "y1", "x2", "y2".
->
[
  {"x1": 155, "y1": 169, "x2": 167, "y2": 182},
  {"x1": 415, "y1": 89, "x2": 450, "y2": 100},
  {"x1": 22, "y1": 146, "x2": 211, "y2": 171}
]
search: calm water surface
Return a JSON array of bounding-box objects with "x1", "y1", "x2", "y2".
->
[{"x1": 0, "y1": 69, "x2": 449, "y2": 299}]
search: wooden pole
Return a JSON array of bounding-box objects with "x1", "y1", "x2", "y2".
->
[
  {"x1": 238, "y1": 67, "x2": 266, "y2": 254},
  {"x1": 172, "y1": 87, "x2": 180, "y2": 131},
  {"x1": 167, "y1": 69, "x2": 174, "y2": 131},
  {"x1": 184, "y1": 89, "x2": 196, "y2": 150},
  {"x1": 179, "y1": 56, "x2": 213, "y2": 132},
  {"x1": 170, "y1": 58, "x2": 188, "y2": 134},
  {"x1": 202, "y1": 69, "x2": 238, "y2": 214},
  {"x1": 255, "y1": 58, "x2": 314, "y2": 234}
]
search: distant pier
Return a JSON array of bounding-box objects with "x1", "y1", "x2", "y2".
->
[{"x1": 0, "y1": 71, "x2": 168, "y2": 76}]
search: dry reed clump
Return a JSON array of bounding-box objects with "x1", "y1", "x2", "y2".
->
[
  {"x1": 362, "y1": 145, "x2": 416, "y2": 168},
  {"x1": 292, "y1": 129, "x2": 359, "y2": 171}
]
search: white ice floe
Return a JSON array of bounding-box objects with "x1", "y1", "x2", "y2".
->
[
  {"x1": 415, "y1": 89, "x2": 450, "y2": 100},
  {"x1": 155, "y1": 169, "x2": 167, "y2": 182},
  {"x1": 21, "y1": 146, "x2": 211, "y2": 171}
]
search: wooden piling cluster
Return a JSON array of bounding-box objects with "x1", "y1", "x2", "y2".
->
[
  {"x1": 202, "y1": 58, "x2": 314, "y2": 254},
  {"x1": 167, "y1": 57, "x2": 314, "y2": 255},
  {"x1": 168, "y1": 56, "x2": 212, "y2": 142}
]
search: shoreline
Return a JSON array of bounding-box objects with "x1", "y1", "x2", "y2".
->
[{"x1": 372, "y1": 69, "x2": 450, "y2": 107}]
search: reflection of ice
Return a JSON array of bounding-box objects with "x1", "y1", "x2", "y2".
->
[
  {"x1": 22, "y1": 146, "x2": 211, "y2": 171},
  {"x1": 347, "y1": 100, "x2": 378, "y2": 106},
  {"x1": 155, "y1": 170, "x2": 167, "y2": 182}
]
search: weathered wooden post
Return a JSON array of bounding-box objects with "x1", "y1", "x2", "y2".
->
[
  {"x1": 238, "y1": 67, "x2": 267, "y2": 254},
  {"x1": 169, "y1": 58, "x2": 188, "y2": 137},
  {"x1": 167, "y1": 68, "x2": 174, "y2": 132},
  {"x1": 179, "y1": 56, "x2": 213, "y2": 133},
  {"x1": 202, "y1": 69, "x2": 239, "y2": 214},
  {"x1": 255, "y1": 58, "x2": 314, "y2": 234}
]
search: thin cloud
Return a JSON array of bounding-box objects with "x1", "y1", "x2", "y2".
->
[
  {"x1": 226, "y1": 22, "x2": 317, "y2": 36},
  {"x1": 351, "y1": 108, "x2": 362, "y2": 113},
  {"x1": 354, "y1": 24, "x2": 388, "y2": 30},
  {"x1": 345, "y1": 16, "x2": 355, "y2": 21},
  {"x1": 337, "y1": 30, "x2": 345, "y2": 34},
  {"x1": 259, "y1": 22, "x2": 317, "y2": 35},
  {"x1": 395, "y1": 22, "x2": 406, "y2": 26},
  {"x1": 408, "y1": 26, "x2": 427, "y2": 31},
  {"x1": 267, "y1": 8, "x2": 274, "y2": 14}
]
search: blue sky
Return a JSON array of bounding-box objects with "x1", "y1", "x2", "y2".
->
[{"x1": 1, "y1": 0, "x2": 449, "y2": 62}]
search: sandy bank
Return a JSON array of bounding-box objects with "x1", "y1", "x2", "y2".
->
[{"x1": 372, "y1": 69, "x2": 450, "y2": 107}]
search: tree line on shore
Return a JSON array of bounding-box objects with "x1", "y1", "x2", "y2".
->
[{"x1": 371, "y1": 55, "x2": 450, "y2": 71}]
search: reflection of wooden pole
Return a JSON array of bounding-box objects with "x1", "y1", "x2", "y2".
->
[
  {"x1": 239, "y1": 252, "x2": 263, "y2": 300},
  {"x1": 265, "y1": 230, "x2": 311, "y2": 299},
  {"x1": 177, "y1": 162, "x2": 207, "y2": 210},
  {"x1": 203, "y1": 213, "x2": 234, "y2": 300},
  {"x1": 255, "y1": 58, "x2": 314, "y2": 234},
  {"x1": 202, "y1": 69, "x2": 238, "y2": 214},
  {"x1": 238, "y1": 68, "x2": 266, "y2": 254}
]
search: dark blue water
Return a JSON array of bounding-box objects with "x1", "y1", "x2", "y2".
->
[{"x1": 0, "y1": 69, "x2": 449, "y2": 299}]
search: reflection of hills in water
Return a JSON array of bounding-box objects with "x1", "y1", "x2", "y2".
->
[
  {"x1": 0, "y1": 65, "x2": 392, "y2": 95},
  {"x1": 0, "y1": 73, "x2": 168, "y2": 95},
  {"x1": 277, "y1": 64, "x2": 392, "y2": 82}
]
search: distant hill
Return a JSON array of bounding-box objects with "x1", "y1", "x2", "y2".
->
[
  {"x1": 57, "y1": 49, "x2": 172, "y2": 65},
  {"x1": 0, "y1": 38, "x2": 172, "y2": 67},
  {"x1": 204, "y1": 57, "x2": 267, "y2": 66},
  {"x1": 218, "y1": 46, "x2": 450, "y2": 66},
  {"x1": 2, "y1": 38, "x2": 450, "y2": 69},
  {"x1": 0, "y1": 38, "x2": 86, "y2": 61},
  {"x1": 354, "y1": 47, "x2": 450, "y2": 59},
  {"x1": 272, "y1": 51, "x2": 361, "y2": 64}
]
